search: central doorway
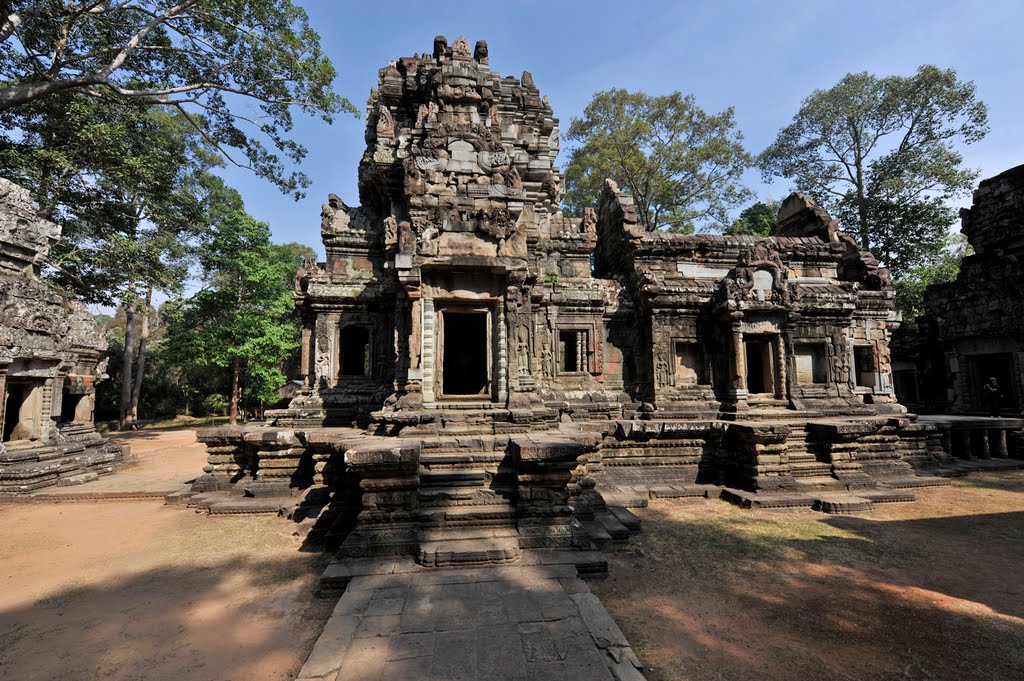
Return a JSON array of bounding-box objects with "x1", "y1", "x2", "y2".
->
[
  {"x1": 745, "y1": 336, "x2": 777, "y2": 396},
  {"x1": 440, "y1": 309, "x2": 489, "y2": 397}
]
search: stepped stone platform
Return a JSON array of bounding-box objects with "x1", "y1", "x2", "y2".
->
[{"x1": 296, "y1": 556, "x2": 646, "y2": 681}]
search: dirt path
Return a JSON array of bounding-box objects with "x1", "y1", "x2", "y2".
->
[
  {"x1": 0, "y1": 430, "x2": 335, "y2": 681},
  {"x1": 592, "y1": 472, "x2": 1024, "y2": 681}
]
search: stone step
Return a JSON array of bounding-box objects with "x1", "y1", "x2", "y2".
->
[
  {"x1": 608, "y1": 506, "x2": 642, "y2": 532},
  {"x1": 884, "y1": 476, "x2": 953, "y2": 489},
  {"x1": 419, "y1": 451, "x2": 508, "y2": 466},
  {"x1": 811, "y1": 494, "x2": 874, "y2": 514},
  {"x1": 790, "y1": 475, "x2": 841, "y2": 490},
  {"x1": 418, "y1": 485, "x2": 515, "y2": 506},
  {"x1": 419, "y1": 469, "x2": 488, "y2": 487},
  {"x1": 580, "y1": 519, "x2": 612, "y2": 549},
  {"x1": 442, "y1": 504, "x2": 516, "y2": 523},
  {"x1": 857, "y1": 488, "x2": 916, "y2": 504},
  {"x1": 57, "y1": 472, "x2": 99, "y2": 486},
  {"x1": 646, "y1": 484, "x2": 718, "y2": 500},
  {"x1": 595, "y1": 511, "x2": 630, "y2": 541},
  {"x1": 416, "y1": 536, "x2": 521, "y2": 567},
  {"x1": 418, "y1": 524, "x2": 520, "y2": 543},
  {"x1": 207, "y1": 498, "x2": 290, "y2": 514},
  {"x1": 789, "y1": 462, "x2": 832, "y2": 477}
]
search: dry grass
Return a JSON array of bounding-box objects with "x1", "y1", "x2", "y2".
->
[{"x1": 594, "y1": 471, "x2": 1024, "y2": 681}]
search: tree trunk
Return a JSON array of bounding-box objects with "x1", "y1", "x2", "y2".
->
[
  {"x1": 129, "y1": 286, "x2": 152, "y2": 424},
  {"x1": 852, "y1": 126, "x2": 870, "y2": 250},
  {"x1": 229, "y1": 356, "x2": 240, "y2": 425},
  {"x1": 119, "y1": 297, "x2": 137, "y2": 430}
]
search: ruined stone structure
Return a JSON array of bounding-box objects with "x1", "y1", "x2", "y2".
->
[
  {"x1": 893, "y1": 164, "x2": 1024, "y2": 461},
  {"x1": 0, "y1": 178, "x2": 126, "y2": 493},
  {"x1": 192, "y1": 38, "x2": 954, "y2": 563}
]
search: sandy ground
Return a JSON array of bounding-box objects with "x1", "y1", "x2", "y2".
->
[
  {"x1": 0, "y1": 429, "x2": 335, "y2": 681},
  {"x1": 593, "y1": 472, "x2": 1024, "y2": 681}
]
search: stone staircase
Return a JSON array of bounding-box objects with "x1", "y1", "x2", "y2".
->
[
  {"x1": 415, "y1": 435, "x2": 521, "y2": 567},
  {"x1": 785, "y1": 423, "x2": 836, "y2": 490}
]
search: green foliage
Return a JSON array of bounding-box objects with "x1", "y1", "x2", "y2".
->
[
  {"x1": 0, "y1": 0, "x2": 355, "y2": 197},
  {"x1": 0, "y1": 94, "x2": 220, "y2": 305},
  {"x1": 203, "y1": 393, "x2": 229, "y2": 416},
  {"x1": 163, "y1": 208, "x2": 305, "y2": 414},
  {"x1": 724, "y1": 200, "x2": 779, "y2": 237},
  {"x1": 759, "y1": 65, "x2": 988, "y2": 278},
  {"x1": 563, "y1": 89, "x2": 753, "y2": 232},
  {"x1": 893, "y1": 233, "x2": 971, "y2": 324}
]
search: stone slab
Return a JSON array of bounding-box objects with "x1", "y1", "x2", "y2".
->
[{"x1": 296, "y1": 561, "x2": 645, "y2": 681}]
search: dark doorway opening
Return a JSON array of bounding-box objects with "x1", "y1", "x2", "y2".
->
[
  {"x1": 442, "y1": 311, "x2": 488, "y2": 396},
  {"x1": 3, "y1": 380, "x2": 40, "y2": 442},
  {"x1": 339, "y1": 326, "x2": 371, "y2": 376},
  {"x1": 854, "y1": 346, "x2": 876, "y2": 387},
  {"x1": 745, "y1": 338, "x2": 775, "y2": 395},
  {"x1": 3, "y1": 382, "x2": 24, "y2": 441},
  {"x1": 968, "y1": 353, "x2": 1017, "y2": 412},
  {"x1": 61, "y1": 390, "x2": 83, "y2": 424}
]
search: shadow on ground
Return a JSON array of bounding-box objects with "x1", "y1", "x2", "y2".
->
[
  {"x1": 0, "y1": 555, "x2": 337, "y2": 681},
  {"x1": 593, "y1": 475, "x2": 1024, "y2": 681}
]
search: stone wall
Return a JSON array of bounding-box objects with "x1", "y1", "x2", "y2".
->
[{"x1": 896, "y1": 164, "x2": 1024, "y2": 415}]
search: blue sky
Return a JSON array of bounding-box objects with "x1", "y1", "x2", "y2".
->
[{"x1": 216, "y1": 0, "x2": 1024, "y2": 258}]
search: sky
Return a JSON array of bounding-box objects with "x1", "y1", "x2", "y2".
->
[{"x1": 215, "y1": 0, "x2": 1024, "y2": 259}]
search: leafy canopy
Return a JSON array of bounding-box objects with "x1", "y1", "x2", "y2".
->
[
  {"x1": 724, "y1": 200, "x2": 779, "y2": 237},
  {"x1": 759, "y1": 65, "x2": 987, "y2": 278},
  {"x1": 162, "y1": 206, "x2": 302, "y2": 409},
  {"x1": 0, "y1": 93, "x2": 221, "y2": 304},
  {"x1": 0, "y1": 0, "x2": 356, "y2": 197},
  {"x1": 563, "y1": 89, "x2": 752, "y2": 232}
]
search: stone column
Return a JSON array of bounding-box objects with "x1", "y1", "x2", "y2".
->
[
  {"x1": 300, "y1": 322, "x2": 313, "y2": 388},
  {"x1": 421, "y1": 297, "x2": 435, "y2": 406},
  {"x1": 975, "y1": 428, "x2": 991, "y2": 459},
  {"x1": 774, "y1": 334, "x2": 787, "y2": 399},
  {"x1": 732, "y1": 323, "x2": 748, "y2": 403},
  {"x1": 992, "y1": 428, "x2": 1009, "y2": 458},
  {"x1": 496, "y1": 300, "x2": 507, "y2": 404},
  {"x1": 0, "y1": 371, "x2": 7, "y2": 436}
]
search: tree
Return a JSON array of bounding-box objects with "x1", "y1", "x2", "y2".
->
[
  {"x1": 163, "y1": 207, "x2": 302, "y2": 424},
  {"x1": 759, "y1": 65, "x2": 988, "y2": 278},
  {"x1": 563, "y1": 89, "x2": 752, "y2": 232},
  {"x1": 0, "y1": 0, "x2": 354, "y2": 196},
  {"x1": 724, "y1": 200, "x2": 779, "y2": 237},
  {"x1": 893, "y1": 233, "x2": 971, "y2": 324}
]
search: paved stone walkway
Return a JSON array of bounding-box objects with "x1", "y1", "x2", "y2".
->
[{"x1": 298, "y1": 559, "x2": 647, "y2": 681}]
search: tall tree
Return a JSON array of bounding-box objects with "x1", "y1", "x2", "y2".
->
[
  {"x1": 759, "y1": 65, "x2": 988, "y2": 278},
  {"x1": 563, "y1": 89, "x2": 752, "y2": 232},
  {"x1": 0, "y1": 0, "x2": 353, "y2": 196},
  {"x1": 163, "y1": 207, "x2": 301, "y2": 424}
]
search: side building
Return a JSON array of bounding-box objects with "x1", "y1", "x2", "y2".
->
[{"x1": 0, "y1": 178, "x2": 127, "y2": 493}]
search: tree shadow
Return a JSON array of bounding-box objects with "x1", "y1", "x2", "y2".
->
[
  {"x1": 594, "y1": 500, "x2": 1024, "y2": 681},
  {"x1": 0, "y1": 555, "x2": 338, "y2": 681}
]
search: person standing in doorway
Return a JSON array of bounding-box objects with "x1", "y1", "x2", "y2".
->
[{"x1": 983, "y1": 377, "x2": 1002, "y2": 417}]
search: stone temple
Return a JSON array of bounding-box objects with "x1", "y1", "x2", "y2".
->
[
  {"x1": 191, "y1": 37, "x2": 971, "y2": 565},
  {"x1": 0, "y1": 178, "x2": 126, "y2": 493}
]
